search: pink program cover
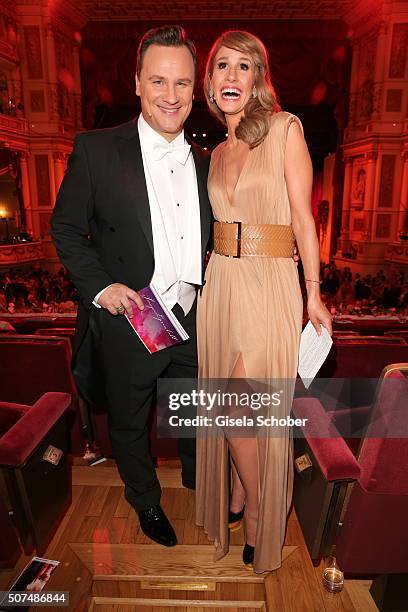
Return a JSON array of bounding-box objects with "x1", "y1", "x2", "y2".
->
[{"x1": 125, "y1": 286, "x2": 189, "y2": 353}]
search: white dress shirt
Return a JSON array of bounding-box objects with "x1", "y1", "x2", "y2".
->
[{"x1": 94, "y1": 114, "x2": 202, "y2": 316}]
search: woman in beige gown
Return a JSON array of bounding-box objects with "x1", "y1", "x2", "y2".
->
[{"x1": 196, "y1": 30, "x2": 332, "y2": 573}]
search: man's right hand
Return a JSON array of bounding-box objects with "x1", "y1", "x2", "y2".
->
[{"x1": 97, "y1": 283, "x2": 144, "y2": 318}]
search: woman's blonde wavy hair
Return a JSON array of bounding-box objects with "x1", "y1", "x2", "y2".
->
[{"x1": 204, "y1": 30, "x2": 281, "y2": 149}]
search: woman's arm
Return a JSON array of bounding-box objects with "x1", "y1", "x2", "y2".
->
[{"x1": 284, "y1": 121, "x2": 332, "y2": 335}]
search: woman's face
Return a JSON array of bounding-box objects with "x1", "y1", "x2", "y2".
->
[{"x1": 210, "y1": 45, "x2": 255, "y2": 117}]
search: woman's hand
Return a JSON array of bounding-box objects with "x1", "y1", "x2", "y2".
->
[{"x1": 307, "y1": 296, "x2": 333, "y2": 336}]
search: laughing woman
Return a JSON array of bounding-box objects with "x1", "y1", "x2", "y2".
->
[{"x1": 196, "y1": 30, "x2": 332, "y2": 573}]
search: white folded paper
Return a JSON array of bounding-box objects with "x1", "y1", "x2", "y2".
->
[{"x1": 298, "y1": 320, "x2": 333, "y2": 388}]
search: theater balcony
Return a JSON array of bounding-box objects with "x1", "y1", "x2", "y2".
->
[
  {"x1": 384, "y1": 241, "x2": 408, "y2": 266},
  {"x1": 0, "y1": 241, "x2": 44, "y2": 267},
  {"x1": 0, "y1": 113, "x2": 29, "y2": 147}
]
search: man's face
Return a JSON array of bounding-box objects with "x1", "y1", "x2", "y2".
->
[{"x1": 136, "y1": 44, "x2": 195, "y2": 142}]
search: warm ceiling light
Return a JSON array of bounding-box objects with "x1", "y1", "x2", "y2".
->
[{"x1": 0, "y1": 208, "x2": 7, "y2": 218}]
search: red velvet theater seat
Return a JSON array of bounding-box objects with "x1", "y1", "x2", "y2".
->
[
  {"x1": 292, "y1": 363, "x2": 408, "y2": 606},
  {"x1": 0, "y1": 335, "x2": 83, "y2": 452},
  {"x1": 0, "y1": 392, "x2": 72, "y2": 561},
  {"x1": 0, "y1": 335, "x2": 76, "y2": 405}
]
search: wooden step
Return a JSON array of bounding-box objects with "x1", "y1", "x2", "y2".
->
[
  {"x1": 92, "y1": 577, "x2": 265, "y2": 603},
  {"x1": 88, "y1": 596, "x2": 266, "y2": 611},
  {"x1": 73, "y1": 465, "x2": 183, "y2": 488},
  {"x1": 72, "y1": 543, "x2": 298, "y2": 584}
]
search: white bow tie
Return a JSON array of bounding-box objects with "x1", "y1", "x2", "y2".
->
[{"x1": 151, "y1": 141, "x2": 191, "y2": 165}]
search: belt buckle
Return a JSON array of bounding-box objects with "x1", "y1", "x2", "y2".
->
[{"x1": 230, "y1": 221, "x2": 242, "y2": 258}]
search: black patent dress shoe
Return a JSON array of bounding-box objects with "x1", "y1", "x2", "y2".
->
[
  {"x1": 228, "y1": 507, "x2": 244, "y2": 531},
  {"x1": 137, "y1": 504, "x2": 177, "y2": 547},
  {"x1": 243, "y1": 542, "x2": 255, "y2": 568}
]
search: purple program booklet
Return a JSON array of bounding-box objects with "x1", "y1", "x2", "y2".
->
[{"x1": 125, "y1": 285, "x2": 189, "y2": 353}]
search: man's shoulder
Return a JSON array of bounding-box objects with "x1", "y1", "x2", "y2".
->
[{"x1": 76, "y1": 118, "x2": 138, "y2": 146}]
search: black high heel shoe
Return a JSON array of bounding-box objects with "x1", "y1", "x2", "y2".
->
[
  {"x1": 243, "y1": 542, "x2": 255, "y2": 568},
  {"x1": 228, "y1": 507, "x2": 245, "y2": 531}
]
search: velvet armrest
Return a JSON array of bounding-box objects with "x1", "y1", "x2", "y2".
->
[
  {"x1": 292, "y1": 397, "x2": 361, "y2": 482},
  {"x1": 0, "y1": 392, "x2": 72, "y2": 467}
]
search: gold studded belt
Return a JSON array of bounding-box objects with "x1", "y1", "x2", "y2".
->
[{"x1": 213, "y1": 221, "x2": 295, "y2": 258}]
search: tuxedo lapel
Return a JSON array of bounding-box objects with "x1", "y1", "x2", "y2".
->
[
  {"x1": 116, "y1": 125, "x2": 154, "y2": 253},
  {"x1": 190, "y1": 141, "x2": 211, "y2": 261}
]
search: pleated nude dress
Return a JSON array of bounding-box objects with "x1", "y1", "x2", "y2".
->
[{"x1": 196, "y1": 111, "x2": 304, "y2": 573}]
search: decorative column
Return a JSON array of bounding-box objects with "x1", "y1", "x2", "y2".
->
[
  {"x1": 72, "y1": 43, "x2": 83, "y2": 129},
  {"x1": 348, "y1": 41, "x2": 361, "y2": 127},
  {"x1": 362, "y1": 151, "x2": 378, "y2": 240},
  {"x1": 338, "y1": 158, "x2": 353, "y2": 253},
  {"x1": 372, "y1": 21, "x2": 388, "y2": 120},
  {"x1": 53, "y1": 152, "x2": 66, "y2": 192},
  {"x1": 20, "y1": 153, "x2": 33, "y2": 234},
  {"x1": 397, "y1": 151, "x2": 408, "y2": 236},
  {"x1": 10, "y1": 66, "x2": 23, "y2": 114},
  {"x1": 48, "y1": 156, "x2": 56, "y2": 205},
  {"x1": 45, "y1": 23, "x2": 59, "y2": 121}
]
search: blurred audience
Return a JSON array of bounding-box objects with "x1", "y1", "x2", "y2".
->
[
  {"x1": 317, "y1": 262, "x2": 407, "y2": 316},
  {"x1": 0, "y1": 261, "x2": 406, "y2": 316},
  {"x1": 0, "y1": 266, "x2": 78, "y2": 313}
]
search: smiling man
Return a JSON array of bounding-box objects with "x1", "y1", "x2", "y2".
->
[{"x1": 51, "y1": 26, "x2": 212, "y2": 548}]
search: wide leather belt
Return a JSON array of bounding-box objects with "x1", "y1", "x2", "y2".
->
[{"x1": 213, "y1": 221, "x2": 295, "y2": 258}]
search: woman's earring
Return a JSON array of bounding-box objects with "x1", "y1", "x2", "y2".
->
[
  {"x1": 252, "y1": 86, "x2": 257, "y2": 98},
  {"x1": 209, "y1": 87, "x2": 215, "y2": 103}
]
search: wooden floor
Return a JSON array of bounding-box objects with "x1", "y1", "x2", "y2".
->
[{"x1": 0, "y1": 459, "x2": 378, "y2": 611}]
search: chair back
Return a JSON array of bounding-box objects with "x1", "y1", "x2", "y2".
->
[
  {"x1": 336, "y1": 364, "x2": 408, "y2": 573},
  {"x1": 357, "y1": 364, "x2": 408, "y2": 493},
  {"x1": 0, "y1": 335, "x2": 77, "y2": 404}
]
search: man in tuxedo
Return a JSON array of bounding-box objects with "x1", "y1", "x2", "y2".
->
[{"x1": 51, "y1": 25, "x2": 212, "y2": 547}]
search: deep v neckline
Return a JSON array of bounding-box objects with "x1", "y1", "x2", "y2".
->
[{"x1": 221, "y1": 142, "x2": 251, "y2": 205}]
